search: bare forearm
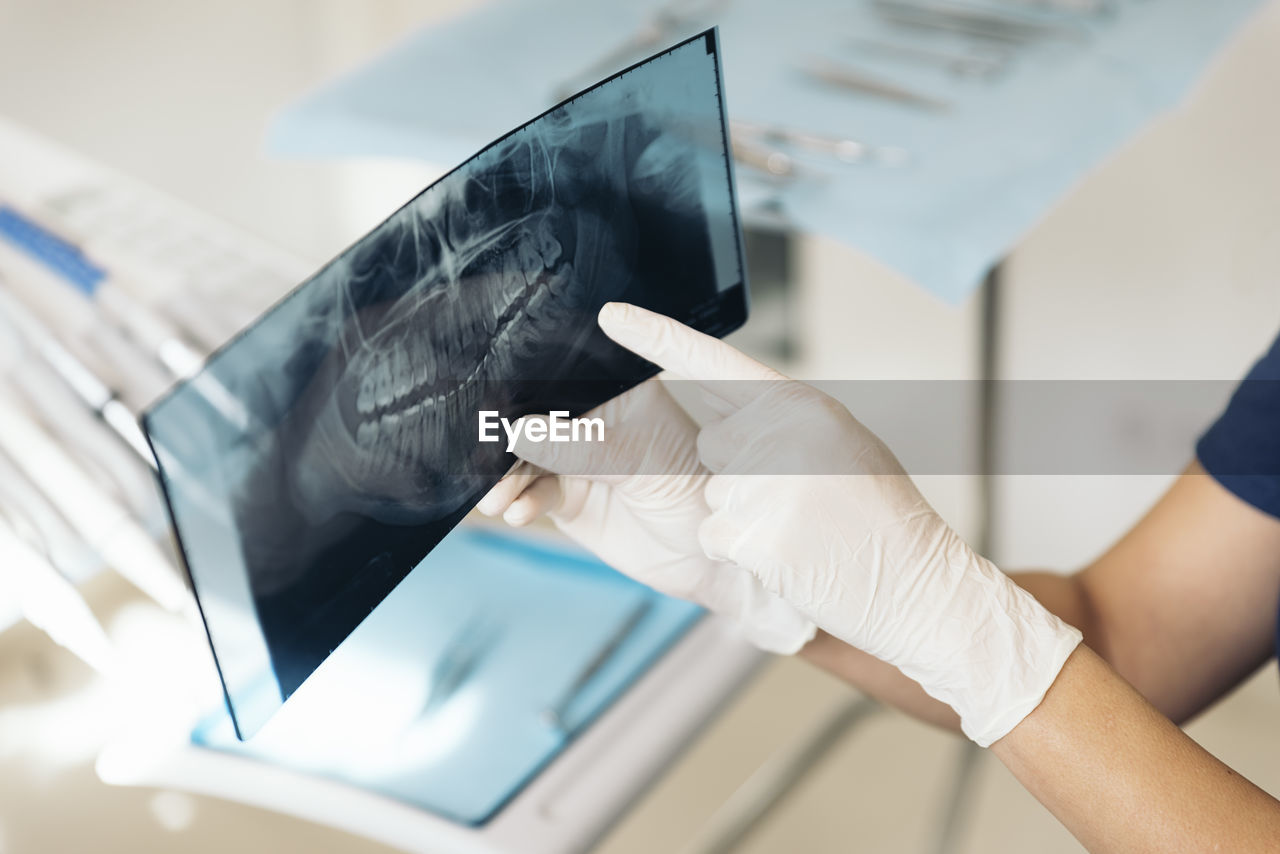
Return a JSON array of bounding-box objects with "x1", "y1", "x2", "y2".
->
[
  {"x1": 799, "y1": 570, "x2": 1092, "y2": 732},
  {"x1": 800, "y1": 632, "x2": 960, "y2": 729},
  {"x1": 993, "y1": 645, "x2": 1280, "y2": 853}
]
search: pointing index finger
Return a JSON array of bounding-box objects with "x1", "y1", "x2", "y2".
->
[{"x1": 597, "y1": 302, "x2": 782, "y2": 410}]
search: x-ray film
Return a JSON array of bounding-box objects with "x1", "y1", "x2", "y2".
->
[{"x1": 144, "y1": 29, "x2": 748, "y2": 739}]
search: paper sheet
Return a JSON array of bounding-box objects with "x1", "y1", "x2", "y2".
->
[{"x1": 268, "y1": 0, "x2": 1268, "y2": 302}]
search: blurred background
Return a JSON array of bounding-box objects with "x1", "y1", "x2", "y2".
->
[{"x1": 1, "y1": 1, "x2": 1279, "y2": 852}]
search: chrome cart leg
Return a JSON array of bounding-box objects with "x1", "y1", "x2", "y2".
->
[{"x1": 925, "y1": 262, "x2": 1005, "y2": 854}]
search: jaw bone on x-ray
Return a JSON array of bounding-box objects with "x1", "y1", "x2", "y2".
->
[{"x1": 145, "y1": 29, "x2": 747, "y2": 740}]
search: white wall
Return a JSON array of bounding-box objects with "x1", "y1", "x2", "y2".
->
[
  {"x1": 0, "y1": 0, "x2": 459, "y2": 262},
  {"x1": 996, "y1": 0, "x2": 1280, "y2": 570}
]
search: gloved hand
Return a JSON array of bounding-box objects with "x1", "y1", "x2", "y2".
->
[
  {"x1": 597, "y1": 302, "x2": 1082, "y2": 748},
  {"x1": 477, "y1": 378, "x2": 816, "y2": 655}
]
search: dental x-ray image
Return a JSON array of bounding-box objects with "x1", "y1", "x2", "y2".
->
[{"x1": 145, "y1": 29, "x2": 748, "y2": 739}]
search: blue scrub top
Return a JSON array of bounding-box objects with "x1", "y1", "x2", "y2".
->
[{"x1": 1195, "y1": 329, "x2": 1280, "y2": 659}]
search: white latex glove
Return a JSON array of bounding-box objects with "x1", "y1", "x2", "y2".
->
[
  {"x1": 477, "y1": 378, "x2": 816, "y2": 655},
  {"x1": 599, "y1": 303, "x2": 1082, "y2": 747}
]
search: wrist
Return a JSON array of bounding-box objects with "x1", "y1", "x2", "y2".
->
[{"x1": 890, "y1": 540, "x2": 1083, "y2": 747}]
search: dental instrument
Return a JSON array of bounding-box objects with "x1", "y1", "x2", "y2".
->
[
  {"x1": 542, "y1": 599, "x2": 654, "y2": 732},
  {"x1": 871, "y1": 0, "x2": 1091, "y2": 43},
  {"x1": 0, "y1": 203, "x2": 205, "y2": 379},
  {"x1": 731, "y1": 139, "x2": 796, "y2": 179},
  {"x1": 0, "y1": 227, "x2": 171, "y2": 409},
  {"x1": 0, "y1": 284, "x2": 155, "y2": 465},
  {"x1": 0, "y1": 388, "x2": 186, "y2": 611},
  {"x1": 0, "y1": 511, "x2": 115, "y2": 673},
  {"x1": 0, "y1": 451, "x2": 102, "y2": 582},
  {"x1": 422, "y1": 618, "x2": 500, "y2": 715},
  {"x1": 803, "y1": 59, "x2": 950, "y2": 110},
  {"x1": 847, "y1": 37, "x2": 1009, "y2": 78},
  {"x1": 731, "y1": 119, "x2": 912, "y2": 166}
]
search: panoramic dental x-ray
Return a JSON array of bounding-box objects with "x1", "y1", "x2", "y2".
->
[{"x1": 144, "y1": 30, "x2": 748, "y2": 747}]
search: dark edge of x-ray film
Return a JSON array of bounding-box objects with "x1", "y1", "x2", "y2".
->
[{"x1": 142, "y1": 28, "x2": 747, "y2": 742}]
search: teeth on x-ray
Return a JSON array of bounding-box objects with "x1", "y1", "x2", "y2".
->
[
  {"x1": 286, "y1": 146, "x2": 617, "y2": 525},
  {"x1": 142, "y1": 32, "x2": 743, "y2": 741},
  {"x1": 230, "y1": 96, "x2": 714, "y2": 598}
]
